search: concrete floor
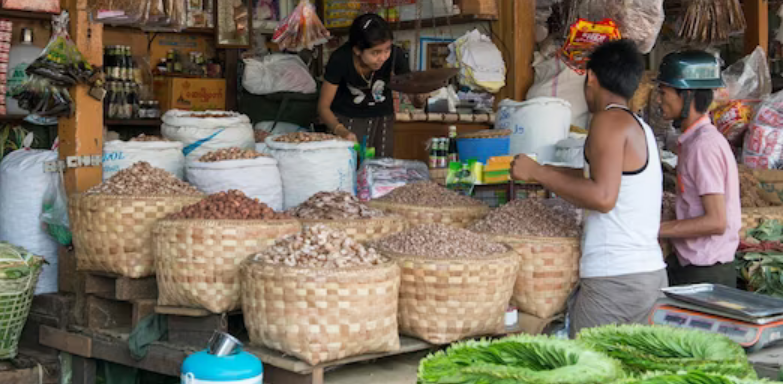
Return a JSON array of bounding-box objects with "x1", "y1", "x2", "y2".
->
[{"x1": 325, "y1": 351, "x2": 428, "y2": 384}]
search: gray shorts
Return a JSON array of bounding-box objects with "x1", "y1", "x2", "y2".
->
[{"x1": 568, "y1": 269, "x2": 668, "y2": 338}]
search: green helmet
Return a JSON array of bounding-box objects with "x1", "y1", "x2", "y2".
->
[{"x1": 657, "y1": 51, "x2": 725, "y2": 90}]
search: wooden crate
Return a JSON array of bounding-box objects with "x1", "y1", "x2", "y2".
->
[
  {"x1": 82, "y1": 272, "x2": 158, "y2": 330},
  {"x1": 155, "y1": 306, "x2": 245, "y2": 346}
]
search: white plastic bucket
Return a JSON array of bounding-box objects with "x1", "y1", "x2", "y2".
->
[{"x1": 495, "y1": 97, "x2": 572, "y2": 163}]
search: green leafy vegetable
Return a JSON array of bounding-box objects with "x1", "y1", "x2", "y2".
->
[
  {"x1": 0, "y1": 242, "x2": 45, "y2": 280},
  {"x1": 747, "y1": 220, "x2": 783, "y2": 242},
  {"x1": 579, "y1": 325, "x2": 754, "y2": 378},
  {"x1": 617, "y1": 371, "x2": 779, "y2": 384},
  {"x1": 418, "y1": 334, "x2": 624, "y2": 384}
]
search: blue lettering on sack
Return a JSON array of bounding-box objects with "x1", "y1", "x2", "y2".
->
[
  {"x1": 183, "y1": 128, "x2": 225, "y2": 157},
  {"x1": 103, "y1": 152, "x2": 126, "y2": 162},
  {"x1": 514, "y1": 124, "x2": 525, "y2": 135}
]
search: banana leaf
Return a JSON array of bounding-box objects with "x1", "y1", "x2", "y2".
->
[
  {"x1": 579, "y1": 325, "x2": 754, "y2": 378},
  {"x1": 616, "y1": 371, "x2": 779, "y2": 384},
  {"x1": 418, "y1": 334, "x2": 625, "y2": 384}
]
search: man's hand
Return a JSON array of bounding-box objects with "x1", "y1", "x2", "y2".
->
[{"x1": 511, "y1": 154, "x2": 540, "y2": 181}]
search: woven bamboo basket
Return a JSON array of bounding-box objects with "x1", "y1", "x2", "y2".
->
[
  {"x1": 491, "y1": 235, "x2": 580, "y2": 319},
  {"x1": 241, "y1": 259, "x2": 401, "y2": 365},
  {"x1": 69, "y1": 194, "x2": 203, "y2": 278},
  {"x1": 154, "y1": 219, "x2": 301, "y2": 314},
  {"x1": 386, "y1": 249, "x2": 518, "y2": 345},
  {"x1": 367, "y1": 201, "x2": 489, "y2": 228},
  {"x1": 741, "y1": 207, "x2": 783, "y2": 237},
  {"x1": 0, "y1": 255, "x2": 43, "y2": 359},
  {"x1": 298, "y1": 216, "x2": 408, "y2": 243}
]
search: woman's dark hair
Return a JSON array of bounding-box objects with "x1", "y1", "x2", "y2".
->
[
  {"x1": 349, "y1": 13, "x2": 393, "y2": 51},
  {"x1": 676, "y1": 89, "x2": 714, "y2": 114},
  {"x1": 585, "y1": 39, "x2": 645, "y2": 100}
]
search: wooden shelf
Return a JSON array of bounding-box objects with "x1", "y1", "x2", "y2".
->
[
  {"x1": 104, "y1": 25, "x2": 216, "y2": 36},
  {"x1": 104, "y1": 119, "x2": 160, "y2": 127},
  {"x1": 328, "y1": 14, "x2": 497, "y2": 35},
  {"x1": 0, "y1": 9, "x2": 56, "y2": 21}
]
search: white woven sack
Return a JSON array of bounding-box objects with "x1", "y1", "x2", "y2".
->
[
  {"x1": 185, "y1": 157, "x2": 283, "y2": 211},
  {"x1": 266, "y1": 136, "x2": 356, "y2": 209},
  {"x1": 0, "y1": 149, "x2": 58, "y2": 294},
  {"x1": 161, "y1": 110, "x2": 254, "y2": 161},
  {"x1": 103, "y1": 140, "x2": 185, "y2": 180}
]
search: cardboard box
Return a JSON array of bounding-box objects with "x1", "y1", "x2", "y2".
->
[
  {"x1": 153, "y1": 77, "x2": 226, "y2": 112},
  {"x1": 458, "y1": 0, "x2": 497, "y2": 16}
]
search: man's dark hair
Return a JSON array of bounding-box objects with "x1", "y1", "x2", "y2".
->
[
  {"x1": 349, "y1": 13, "x2": 393, "y2": 51},
  {"x1": 677, "y1": 89, "x2": 714, "y2": 114},
  {"x1": 586, "y1": 39, "x2": 645, "y2": 100}
]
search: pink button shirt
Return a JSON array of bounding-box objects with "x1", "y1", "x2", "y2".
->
[{"x1": 672, "y1": 116, "x2": 741, "y2": 266}]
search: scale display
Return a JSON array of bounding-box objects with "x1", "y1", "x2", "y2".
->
[{"x1": 651, "y1": 304, "x2": 783, "y2": 352}]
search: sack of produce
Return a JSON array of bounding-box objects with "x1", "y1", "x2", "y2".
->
[
  {"x1": 185, "y1": 148, "x2": 283, "y2": 212},
  {"x1": 579, "y1": 325, "x2": 755, "y2": 377},
  {"x1": 155, "y1": 190, "x2": 299, "y2": 313},
  {"x1": 103, "y1": 135, "x2": 185, "y2": 181},
  {"x1": 289, "y1": 191, "x2": 407, "y2": 242},
  {"x1": 374, "y1": 224, "x2": 518, "y2": 344},
  {"x1": 0, "y1": 149, "x2": 59, "y2": 294},
  {"x1": 162, "y1": 110, "x2": 255, "y2": 162},
  {"x1": 418, "y1": 334, "x2": 623, "y2": 384},
  {"x1": 266, "y1": 132, "x2": 356, "y2": 210},
  {"x1": 470, "y1": 198, "x2": 582, "y2": 318},
  {"x1": 70, "y1": 162, "x2": 203, "y2": 278},
  {"x1": 526, "y1": 56, "x2": 588, "y2": 129},
  {"x1": 242, "y1": 225, "x2": 400, "y2": 365},
  {"x1": 369, "y1": 181, "x2": 489, "y2": 229},
  {"x1": 0, "y1": 242, "x2": 44, "y2": 359},
  {"x1": 742, "y1": 90, "x2": 783, "y2": 169}
]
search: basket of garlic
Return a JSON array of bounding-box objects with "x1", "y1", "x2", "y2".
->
[{"x1": 241, "y1": 225, "x2": 400, "y2": 365}]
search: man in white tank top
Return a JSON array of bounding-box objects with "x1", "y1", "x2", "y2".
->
[{"x1": 511, "y1": 40, "x2": 667, "y2": 337}]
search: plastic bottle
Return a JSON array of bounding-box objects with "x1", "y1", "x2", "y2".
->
[{"x1": 7, "y1": 28, "x2": 43, "y2": 116}]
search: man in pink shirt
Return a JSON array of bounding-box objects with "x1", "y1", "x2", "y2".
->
[{"x1": 658, "y1": 51, "x2": 741, "y2": 287}]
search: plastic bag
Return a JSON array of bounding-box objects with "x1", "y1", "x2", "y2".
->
[
  {"x1": 568, "y1": 0, "x2": 664, "y2": 54},
  {"x1": 560, "y1": 19, "x2": 621, "y2": 72},
  {"x1": 273, "y1": 0, "x2": 330, "y2": 52},
  {"x1": 90, "y1": 0, "x2": 147, "y2": 25},
  {"x1": 721, "y1": 47, "x2": 772, "y2": 101},
  {"x1": 242, "y1": 54, "x2": 317, "y2": 95},
  {"x1": 712, "y1": 100, "x2": 759, "y2": 146},
  {"x1": 40, "y1": 171, "x2": 71, "y2": 246},
  {"x1": 357, "y1": 158, "x2": 430, "y2": 201},
  {"x1": 742, "y1": 90, "x2": 783, "y2": 169},
  {"x1": 141, "y1": 0, "x2": 186, "y2": 32}
]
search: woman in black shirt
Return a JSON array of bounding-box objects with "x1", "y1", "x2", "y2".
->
[{"x1": 318, "y1": 13, "x2": 419, "y2": 158}]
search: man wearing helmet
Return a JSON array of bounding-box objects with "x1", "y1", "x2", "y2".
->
[{"x1": 657, "y1": 51, "x2": 741, "y2": 288}]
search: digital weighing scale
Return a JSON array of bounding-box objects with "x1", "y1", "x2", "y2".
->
[{"x1": 650, "y1": 284, "x2": 783, "y2": 352}]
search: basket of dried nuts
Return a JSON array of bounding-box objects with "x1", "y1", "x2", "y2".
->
[
  {"x1": 185, "y1": 147, "x2": 283, "y2": 211},
  {"x1": 373, "y1": 224, "x2": 518, "y2": 344},
  {"x1": 153, "y1": 190, "x2": 300, "y2": 314},
  {"x1": 69, "y1": 162, "x2": 204, "y2": 278},
  {"x1": 469, "y1": 198, "x2": 582, "y2": 319},
  {"x1": 368, "y1": 181, "x2": 489, "y2": 228},
  {"x1": 289, "y1": 191, "x2": 407, "y2": 242},
  {"x1": 241, "y1": 225, "x2": 400, "y2": 365}
]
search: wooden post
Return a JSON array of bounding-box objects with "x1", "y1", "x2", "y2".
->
[
  {"x1": 493, "y1": 0, "x2": 535, "y2": 101},
  {"x1": 744, "y1": 0, "x2": 769, "y2": 55},
  {"x1": 59, "y1": 0, "x2": 103, "y2": 193}
]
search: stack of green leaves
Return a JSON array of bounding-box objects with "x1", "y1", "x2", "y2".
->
[
  {"x1": 418, "y1": 334, "x2": 624, "y2": 384},
  {"x1": 737, "y1": 220, "x2": 783, "y2": 297},
  {"x1": 0, "y1": 242, "x2": 44, "y2": 280},
  {"x1": 579, "y1": 325, "x2": 755, "y2": 378},
  {"x1": 617, "y1": 371, "x2": 779, "y2": 384}
]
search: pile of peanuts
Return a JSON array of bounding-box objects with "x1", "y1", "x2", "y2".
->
[
  {"x1": 86, "y1": 162, "x2": 202, "y2": 196},
  {"x1": 374, "y1": 224, "x2": 507, "y2": 258},
  {"x1": 129, "y1": 134, "x2": 170, "y2": 142},
  {"x1": 377, "y1": 181, "x2": 484, "y2": 207},
  {"x1": 199, "y1": 147, "x2": 267, "y2": 162},
  {"x1": 254, "y1": 130, "x2": 270, "y2": 143},
  {"x1": 469, "y1": 198, "x2": 581, "y2": 237},
  {"x1": 253, "y1": 225, "x2": 387, "y2": 268},
  {"x1": 273, "y1": 132, "x2": 346, "y2": 143},
  {"x1": 289, "y1": 191, "x2": 384, "y2": 220},
  {"x1": 168, "y1": 190, "x2": 289, "y2": 220}
]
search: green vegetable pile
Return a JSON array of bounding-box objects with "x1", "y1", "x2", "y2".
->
[
  {"x1": 618, "y1": 371, "x2": 775, "y2": 384},
  {"x1": 418, "y1": 334, "x2": 625, "y2": 384},
  {"x1": 0, "y1": 241, "x2": 45, "y2": 280},
  {"x1": 578, "y1": 325, "x2": 755, "y2": 378},
  {"x1": 737, "y1": 220, "x2": 783, "y2": 297}
]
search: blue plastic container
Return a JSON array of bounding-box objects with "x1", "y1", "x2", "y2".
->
[
  {"x1": 457, "y1": 136, "x2": 511, "y2": 164},
  {"x1": 181, "y1": 349, "x2": 263, "y2": 383}
]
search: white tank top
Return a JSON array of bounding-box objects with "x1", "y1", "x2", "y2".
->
[{"x1": 580, "y1": 105, "x2": 665, "y2": 278}]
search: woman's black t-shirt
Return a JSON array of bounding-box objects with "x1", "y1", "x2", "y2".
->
[{"x1": 324, "y1": 43, "x2": 411, "y2": 118}]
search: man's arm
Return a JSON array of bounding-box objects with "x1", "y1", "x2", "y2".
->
[
  {"x1": 660, "y1": 194, "x2": 727, "y2": 238},
  {"x1": 513, "y1": 113, "x2": 624, "y2": 213},
  {"x1": 543, "y1": 164, "x2": 583, "y2": 178}
]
